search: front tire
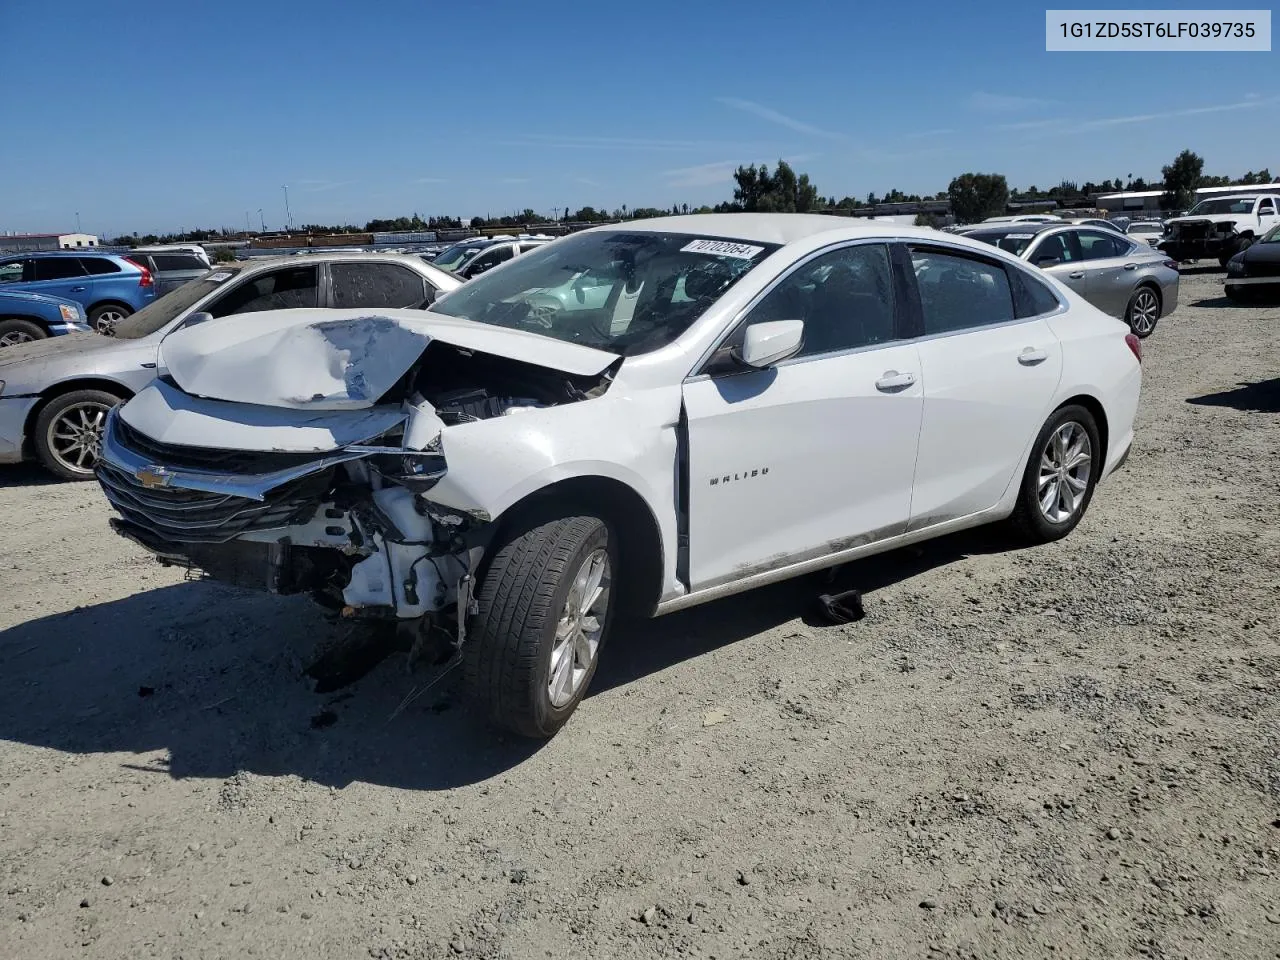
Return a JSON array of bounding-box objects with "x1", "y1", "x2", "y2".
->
[
  {"x1": 33, "y1": 389, "x2": 124, "y2": 480},
  {"x1": 464, "y1": 513, "x2": 615, "y2": 738},
  {"x1": 1007, "y1": 404, "x2": 1101, "y2": 545},
  {"x1": 0, "y1": 318, "x2": 46, "y2": 347},
  {"x1": 1125, "y1": 285, "x2": 1160, "y2": 338}
]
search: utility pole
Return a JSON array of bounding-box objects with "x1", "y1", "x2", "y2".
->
[
  {"x1": 258, "y1": 209, "x2": 265, "y2": 232},
  {"x1": 75, "y1": 211, "x2": 82, "y2": 233},
  {"x1": 245, "y1": 212, "x2": 251, "y2": 234},
  {"x1": 282, "y1": 185, "x2": 292, "y2": 231}
]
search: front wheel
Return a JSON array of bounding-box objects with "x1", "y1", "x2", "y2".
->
[
  {"x1": 1125, "y1": 285, "x2": 1160, "y2": 338},
  {"x1": 0, "y1": 318, "x2": 46, "y2": 347},
  {"x1": 1007, "y1": 404, "x2": 1102, "y2": 545},
  {"x1": 88, "y1": 303, "x2": 132, "y2": 335},
  {"x1": 464, "y1": 513, "x2": 615, "y2": 738},
  {"x1": 33, "y1": 388, "x2": 124, "y2": 480}
]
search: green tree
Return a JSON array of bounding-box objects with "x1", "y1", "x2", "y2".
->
[
  {"x1": 731, "y1": 160, "x2": 819, "y2": 212},
  {"x1": 1161, "y1": 150, "x2": 1204, "y2": 211},
  {"x1": 947, "y1": 172, "x2": 1009, "y2": 223}
]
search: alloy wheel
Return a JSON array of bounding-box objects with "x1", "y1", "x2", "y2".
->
[
  {"x1": 46, "y1": 401, "x2": 110, "y2": 475},
  {"x1": 1037, "y1": 421, "x2": 1092, "y2": 524},
  {"x1": 1130, "y1": 289, "x2": 1159, "y2": 335},
  {"x1": 94, "y1": 309, "x2": 126, "y2": 334},
  {"x1": 548, "y1": 548, "x2": 610, "y2": 707},
  {"x1": 0, "y1": 330, "x2": 36, "y2": 347}
]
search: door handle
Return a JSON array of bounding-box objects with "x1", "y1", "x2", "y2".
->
[
  {"x1": 1122, "y1": 263, "x2": 1137, "y2": 271},
  {"x1": 70, "y1": 285, "x2": 87, "y2": 292},
  {"x1": 875, "y1": 371, "x2": 916, "y2": 392},
  {"x1": 1067, "y1": 271, "x2": 1085, "y2": 279},
  {"x1": 1018, "y1": 348, "x2": 1048, "y2": 366}
]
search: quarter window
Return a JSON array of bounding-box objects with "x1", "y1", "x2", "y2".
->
[
  {"x1": 79, "y1": 257, "x2": 122, "y2": 275},
  {"x1": 742, "y1": 244, "x2": 896, "y2": 358},
  {"x1": 910, "y1": 249, "x2": 1015, "y2": 335},
  {"x1": 208, "y1": 266, "x2": 319, "y2": 317},
  {"x1": 467, "y1": 246, "x2": 514, "y2": 275},
  {"x1": 1009, "y1": 268, "x2": 1063, "y2": 318},
  {"x1": 152, "y1": 254, "x2": 207, "y2": 271},
  {"x1": 331, "y1": 262, "x2": 429, "y2": 308}
]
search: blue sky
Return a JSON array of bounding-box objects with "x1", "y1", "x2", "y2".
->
[{"x1": 1, "y1": 0, "x2": 1276, "y2": 236}]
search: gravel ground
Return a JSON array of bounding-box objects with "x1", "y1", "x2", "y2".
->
[{"x1": 1, "y1": 270, "x2": 1278, "y2": 960}]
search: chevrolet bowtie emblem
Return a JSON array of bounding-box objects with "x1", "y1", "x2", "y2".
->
[{"x1": 135, "y1": 466, "x2": 171, "y2": 489}]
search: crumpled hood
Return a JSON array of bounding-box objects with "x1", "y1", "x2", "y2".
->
[
  {"x1": 159, "y1": 307, "x2": 619, "y2": 410},
  {"x1": 1164, "y1": 214, "x2": 1240, "y2": 227}
]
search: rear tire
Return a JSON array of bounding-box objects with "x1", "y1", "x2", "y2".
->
[
  {"x1": 88, "y1": 303, "x2": 132, "y2": 335},
  {"x1": 1124, "y1": 285, "x2": 1160, "y2": 338},
  {"x1": 464, "y1": 513, "x2": 616, "y2": 738},
  {"x1": 1007, "y1": 404, "x2": 1102, "y2": 545},
  {"x1": 33, "y1": 388, "x2": 124, "y2": 481},
  {"x1": 0, "y1": 318, "x2": 46, "y2": 347}
]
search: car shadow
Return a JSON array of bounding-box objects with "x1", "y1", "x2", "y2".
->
[
  {"x1": 1187, "y1": 378, "x2": 1280, "y2": 413},
  {"x1": 0, "y1": 463, "x2": 58, "y2": 489},
  {"x1": 0, "y1": 528, "x2": 1012, "y2": 791},
  {"x1": 1176, "y1": 264, "x2": 1223, "y2": 276}
]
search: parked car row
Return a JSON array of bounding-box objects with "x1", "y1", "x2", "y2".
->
[{"x1": 85, "y1": 214, "x2": 1143, "y2": 738}]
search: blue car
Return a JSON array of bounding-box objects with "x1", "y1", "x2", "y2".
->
[
  {"x1": 0, "y1": 251, "x2": 159, "y2": 333},
  {"x1": 0, "y1": 289, "x2": 91, "y2": 347}
]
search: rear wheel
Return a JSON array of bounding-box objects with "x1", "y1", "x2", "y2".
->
[
  {"x1": 88, "y1": 304, "x2": 131, "y2": 335},
  {"x1": 33, "y1": 388, "x2": 124, "y2": 481},
  {"x1": 1125, "y1": 285, "x2": 1160, "y2": 338},
  {"x1": 464, "y1": 513, "x2": 615, "y2": 738},
  {"x1": 0, "y1": 318, "x2": 45, "y2": 347},
  {"x1": 1007, "y1": 404, "x2": 1101, "y2": 545}
]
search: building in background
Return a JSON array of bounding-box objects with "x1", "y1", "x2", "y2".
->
[{"x1": 0, "y1": 232, "x2": 101, "y2": 253}]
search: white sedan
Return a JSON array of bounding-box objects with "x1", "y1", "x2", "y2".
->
[{"x1": 96, "y1": 215, "x2": 1143, "y2": 738}]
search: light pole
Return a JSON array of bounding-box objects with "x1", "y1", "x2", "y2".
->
[
  {"x1": 282, "y1": 185, "x2": 292, "y2": 231},
  {"x1": 75, "y1": 211, "x2": 82, "y2": 233},
  {"x1": 258, "y1": 209, "x2": 265, "y2": 232},
  {"x1": 245, "y1": 211, "x2": 251, "y2": 234}
]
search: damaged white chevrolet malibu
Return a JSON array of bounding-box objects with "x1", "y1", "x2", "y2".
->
[{"x1": 94, "y1": 214, "x2": 1143, "y2": 737}]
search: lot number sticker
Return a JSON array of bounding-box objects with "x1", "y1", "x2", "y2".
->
[
  {"x1": 206, "y1": 271, "x2": 234, "y2": 282},
  {"x1": 681, "y1": 239, "x2": 765, "y2": 259}
]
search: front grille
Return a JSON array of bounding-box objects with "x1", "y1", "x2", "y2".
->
[
  {"x1": 114, "y1": 416, "x2": 325, "y2": 473},
  {"x1": 98, "y1": 416, "x2": 335, "y2": 544}
]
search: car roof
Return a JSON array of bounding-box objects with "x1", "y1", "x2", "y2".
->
[
  {"x1": 235, "y1": 250, "x2": 459, "y2": 276},
  {"x1": 1, "y1": 250, "x2": 125, "y2": 259},
  {"x1": 1194, "y1": 194, "x2": 1265, "y2": 202},
  {"x1": 960, "y1": 222, "x2": 1061, "y2": 238},
  {"x1": 579, "y1": 213, "x2": 958, "y2": 247}
]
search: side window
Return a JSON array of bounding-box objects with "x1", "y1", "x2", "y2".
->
[
  {"x1": 1077, "y1": 230, "x2": 1129, "y2": 260},
  {"x1": 469, "y1": 246, "x2": 514, "y2": 273},
  {"x1": 1009, "y1": 268, "x2": 1064, "y2": 318},
  {"x1": 33, "y1": 258, "x2": 87, "y2": 281},
  {"x1": 1260, "y1": 199, "x2": 1277, "y2": 215},
  {"x1": 78, "y1": 257, "x2": 122, "y2": 275},
  {"x1": 208, "y1": 266, "x2": 319, "y2": 317},
  {"x1": 517, "y1": 242, "x2": 544, "y2": 254},
  {"x1": 742, "y1": 243, "x2": 896, "y2": 358},
  {"x1": 330, "y1": 263, "x2": 428, "y2": 308},
  {"x1": 1027, "y1": 232, "x2": 1080, "y2": 266},
  {"x1": 0, "y1": 260, "x2": 26, "y2": 283},
  {"x1": 910, "y1": 249, "x2": 1015, "y2": 335}
]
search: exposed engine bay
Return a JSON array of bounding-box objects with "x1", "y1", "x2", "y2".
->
[{"x1": 99, "y1": 335, "x2": 616, "y2": 662}]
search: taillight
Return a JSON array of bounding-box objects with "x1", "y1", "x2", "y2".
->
[
  {"x1": 1125, "y1": 333, "x2": 1142, "y2": 363},
  {"x1": 136, "y1": 264, "x2": 153, "y2": 288}
]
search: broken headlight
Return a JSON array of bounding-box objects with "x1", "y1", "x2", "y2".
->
[{"x1": 368, "y1": 451, "x2": 447, "y2": 493}]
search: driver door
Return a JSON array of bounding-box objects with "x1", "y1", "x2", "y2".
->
[
  {"x1": 681, "y1": 242, "x2": 923, "y2": 591},
  {"x1": 1026, "y1": 231, "x2": 1087, "y2": 298}
]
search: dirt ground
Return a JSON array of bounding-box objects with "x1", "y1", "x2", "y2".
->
[{"x1": 1, "y1": 269, "x2": 1277, "y2": 960}]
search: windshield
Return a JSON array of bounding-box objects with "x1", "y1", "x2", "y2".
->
[
  {"x1": 1261, "y1": 224, "x2": 1280, "y2": 243},
  {"x1": 1187, "y1": 197, "x2": 1258, "y2": 215},
  {"x1": 430, "y1": 230, "x2": 781, "y2": 355},
  {"x1": 967, "y1": 230, "x2": 1039, "y2": 256},
  {"x1": 432, "y1": 242, "x2": 487, "y2": 271},
  {"x1": 111, "y1": 266, "x2": 243, "y2": 339}
]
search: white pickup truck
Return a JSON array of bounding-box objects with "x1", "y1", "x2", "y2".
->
[{"x1": 1158, "y1": 194, "x2": 1280, "y2": 266}]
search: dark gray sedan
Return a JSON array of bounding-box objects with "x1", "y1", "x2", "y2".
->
[{"x1": 965, "y1": 223, "x2": 1180, "y2": 338}]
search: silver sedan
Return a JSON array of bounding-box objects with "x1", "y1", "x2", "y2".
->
[
  {"x1": 0, "y1": 253, "x2": 461, "y2": 480},
  {"x1": 963, "y1": 223, "x2": 1179, "y2": 338}
]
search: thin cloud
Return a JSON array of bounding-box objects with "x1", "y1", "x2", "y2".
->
[
  {"x1": 296, "y1": 179, "x2": 355, "y2": 193},
  {"x1": 663, "y1": 161, "x2": 738, "y2": 188},
  {"x1": 716, "y1": 97, "x2": 848, "y2": 140},
  {"x1": 498, "y1": 134, "x2": 771, "y2": 153},
  {"x1": 967, "y1": 91, "x2": 1053, "y2": 113},
  {"x1": 1000, "y1": 97, "x2": 1280, "y2": 137},
  {"x1": 499, "y1": 177, "x2": 530, "y2": 184},
  {"x1": 906, "y1": 128, "x2": 954, "y2": 139},
  {"x1": 992, "y1": 118, "x2": 1069, "y2": 132},
  {"x1": 574, "y1": 176, "x2": 601, "y2": 187}
]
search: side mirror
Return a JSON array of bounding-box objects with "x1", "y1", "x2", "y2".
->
[
  {"x1": 183, "y1": 311, "x2": 215, "y2": 328},
  {"x1": 734, "y1": 319, "x2": 804, "y2": 369},
  {"x1": 1034, "y1": 256, "x2": 1062, "y2": 268}
]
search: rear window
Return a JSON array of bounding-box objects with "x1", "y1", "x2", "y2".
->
[
  {"x1": 79, "y1": 257, "x2": 122, "y2": 275},
  {"x1": 152, "y1": 254, "x2": 207, "y2": 271},
  {"x1": 111, "y1": 267, "x2": 243, "y2": 339}
]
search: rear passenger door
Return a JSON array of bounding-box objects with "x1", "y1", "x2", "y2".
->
[
  {"x1": 1075, "y1": 229, "x2": 1140, "y2": 317},
  {"x1": 29, "y1": 257, "x2": 90, "y2": 301},
  {"x1": 905, "y1": 245, "x2": 1064, "y2": 530},
  {"x1": 328, "y1": 261, "x2": 433, "y2": 308}
]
